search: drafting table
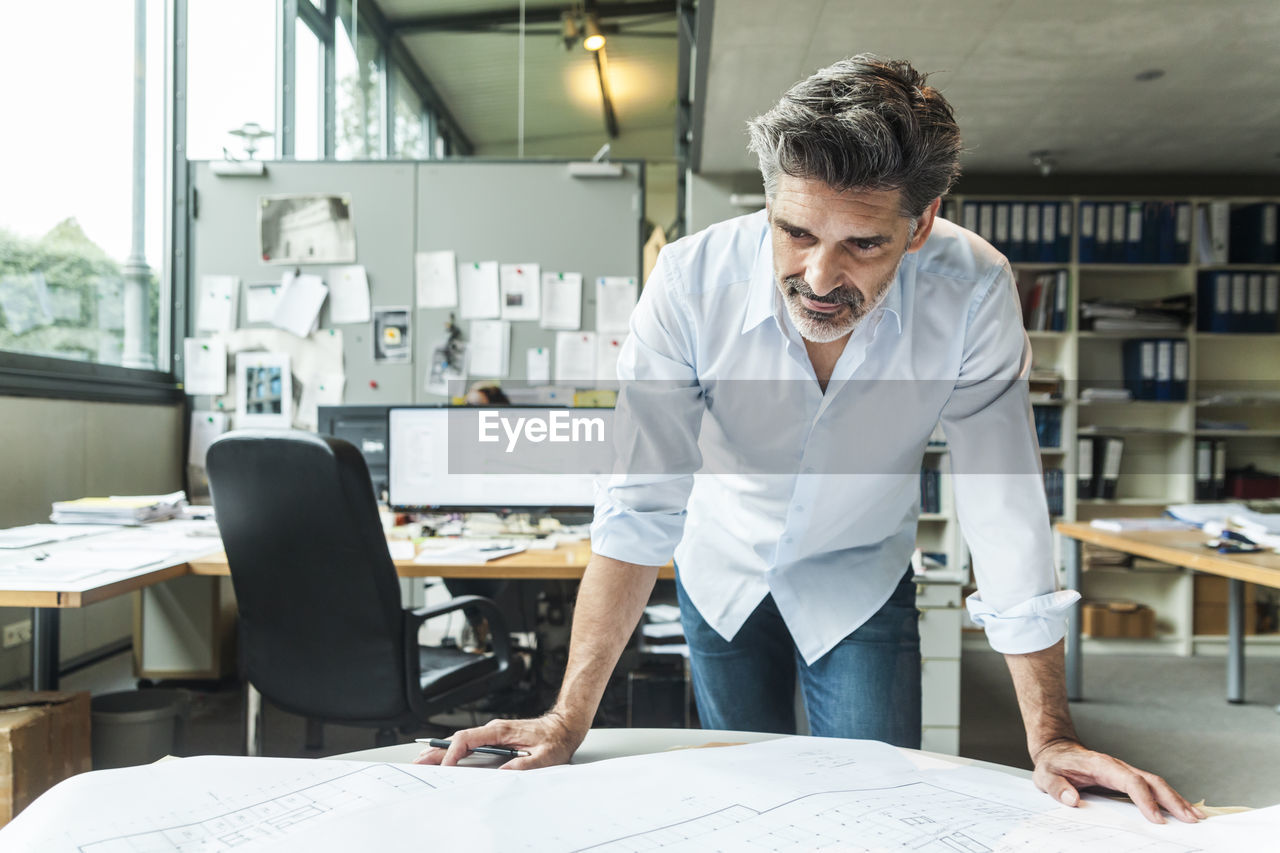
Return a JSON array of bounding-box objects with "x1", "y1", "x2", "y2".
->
[
  {"x1": 330, "y1": 727, "x2": 1034, "y2": 777},
  {"x1": 1055, "y1": 521, "x2": 1280, "y2": 703}
]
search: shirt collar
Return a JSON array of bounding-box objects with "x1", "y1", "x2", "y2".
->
[
  {"x1": 742, "y1": 218, "x2": 777, "y2": 335},
  {"x1": 740, "y1": 215, "x2": 907, "y2": 338}
]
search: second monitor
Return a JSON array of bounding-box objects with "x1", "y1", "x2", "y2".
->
[{"x1": 388, "y1": 406, "x2": 616, "y2": 512}]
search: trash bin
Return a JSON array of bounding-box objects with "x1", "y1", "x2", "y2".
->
[{"x1": 90, "y1": 689, "x2": 188, "y2": 769}]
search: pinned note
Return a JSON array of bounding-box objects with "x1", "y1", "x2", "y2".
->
[
  {"x1": 468, "y1": 320, "x2": 510, "y2": 378},
  {"x1": 245, "y1": 281, "x2": 284, "y2": 323},
  {"x1": 555, "y1": 331, "x2": 596, "y2": 384},
  {"x1": 416, "y1": 250, "x2": 459, "y2": 308},
  {"x1": 182, "y1": 338, "x2": 228, "y2": 396},
  {"x1": 596, "y1": 334, "x2": 626, "y2": 386},
  {"x1": 196, "y1": 275, "x2": 240, "y2": 334},
  {"x1": 596, "y1": 276, "x2": 637, "y2": 333},
  {"x1": 188, "y1": 411, "x2": 228, "y2": 468},
  {"x1": 526, "y1": 346, "x2": 551, "y2": 383},
  {"x1": 458, "y1": 261, "x2": 500, "y2": 319},
  {"x1": 328, "y1": 265, "x2": 372, "y2": 324},
  {"x1": 499, "y1": 263, "x2": 541, "y2": 321},
  {"x1": 272, "y1": 271, "x2": 328, "y2": 338},
  {"x1": 540, "y1": 271, "x2": 583, "y2": 330}
]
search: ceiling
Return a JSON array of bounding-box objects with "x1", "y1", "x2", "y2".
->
[{"x1": 376, "y1": 0, "x2": 1280, "y2": 177}]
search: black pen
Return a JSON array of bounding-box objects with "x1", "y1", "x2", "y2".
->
[{"x1": 416, "y1": 738, "x2": 530, "y2": 758}]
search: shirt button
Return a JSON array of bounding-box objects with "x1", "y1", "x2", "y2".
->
[
  {"x1": 794, "y1": 506, "x2": 804, "y2": 513},
  {"x1": 802, "y1": 467, "x2": 815, "y2": 474},
  {"x1": 783, "y1": 536, "x2": 794, "y2": 544}
]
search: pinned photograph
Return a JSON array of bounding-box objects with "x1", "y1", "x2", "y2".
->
[
  {"x1": 374, "y1": 307, "x2": 411, "y2": 362},
  {"x1": 235, "y1": 351, "x2": 293, "y2": 428},
  {"x1": 259, "y1": 194, "x2": 356, "y2": 264}
]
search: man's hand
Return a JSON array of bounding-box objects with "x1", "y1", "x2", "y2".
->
[
  {"x1": 414, "y1": 711, "x2": 585, "y2": 771},
  {"x1": 1004, "y1": 640, "x2": 1207, "y2": 825},
  {"x1": 1032, "y1": 738, "x2": 1206, "y2": 824}
]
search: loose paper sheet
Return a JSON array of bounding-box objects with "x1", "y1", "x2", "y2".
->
[
  {"x1": 555, "y1": 331, "x2": 596, "y2": 384},
  {"x1": 416, "y1": 250, "x2": 459, "y2": 308},
  {"x1": 196, "y1": 275, "x2": 239, "y2": 334},
  {"x1": 526, "y1": 346, "x2": 550, "y2": 384},
  {"x1": 182, "y1": 338, "x2": 228, "y2": 396},
  {"x1": 596, "y1": 275, "x2": 638, "y2": 332},
  {"x1": 540, "y1": 271, "x2": 582, "y2": 330},
  {"x1": 499, "y1": 263, "x2": 541, "y2": 321},
  {"x1": 468, "y1": 319, "x2": 510, "y2": 378},
  {"x1": 244, "y1": 281, "x2": 284, "y2": 323},
  {"x1": 327, "y1": 265, "x2": 371, "y2": 324},
  {"x1": 596, "y1": 333, "x2": 626, "y2": 385},
  {"x1": 458, "y1": 261, "x2": 501, "y2": 319},
  {"x1": 188, "y1": 411, "x2": 228, "y2": 468},
  {"x1": 272, "y1": 271, "x2": 328, "y2": 338}
]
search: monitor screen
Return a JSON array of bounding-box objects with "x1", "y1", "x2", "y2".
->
[{"x1": 388, "y1": 406, "x2": 615, "y2": 511}]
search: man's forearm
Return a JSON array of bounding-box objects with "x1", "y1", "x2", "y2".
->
[
  {"x1": 550, "y1": 552, "x2": 660, "y2": 731},
  {"x1": 1003, "y1": 639, "x2": 1080, "y2": 759}
]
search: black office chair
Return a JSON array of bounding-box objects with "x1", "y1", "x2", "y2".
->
[{"x1": 206, "y1": 429, "x2": 521, "y2": 750}]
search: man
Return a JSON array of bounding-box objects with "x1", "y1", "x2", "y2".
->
[{"x1": 421, "y1": 54, "x2": 1202, "y2": 825}]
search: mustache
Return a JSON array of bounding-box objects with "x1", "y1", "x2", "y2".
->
[{"x1": 782, "y1": 276, "x2": 864, "y2": 308}]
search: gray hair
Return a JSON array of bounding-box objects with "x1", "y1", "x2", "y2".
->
[{"x1": 746, "y1": 54, "x2": 962, "y2": 219}]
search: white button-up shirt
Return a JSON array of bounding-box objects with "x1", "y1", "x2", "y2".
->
[{"x1": 591, "y1": 210, "x2": 1078, "y2": 664}]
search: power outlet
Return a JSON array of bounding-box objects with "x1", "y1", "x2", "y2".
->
[{"x1": 2, "y1": 620, "x2": 32, "y2": 649}]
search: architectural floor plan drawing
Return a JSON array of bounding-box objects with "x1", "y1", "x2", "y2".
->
[
  {"x1": 583, "y1": 780, "x2": 1205, "y2": 852},
  {"x1": 0, "y1": 756, "x2": 482, "y2": 852},
  {"x1": 2, "y1": 738, "x2": 1276, "y2": 851}
]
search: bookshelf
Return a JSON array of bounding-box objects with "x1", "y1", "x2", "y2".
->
[{"x1": 940, "y1": 194, "x2": 1280, "y2": 656}]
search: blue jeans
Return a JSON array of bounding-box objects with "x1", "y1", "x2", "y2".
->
[{"x1": 675, "y1": 567, "x2": 922, "y2": 748}]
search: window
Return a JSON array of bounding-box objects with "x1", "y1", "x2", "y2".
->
[
  {"x1": 393, "y1": 67, "x2": 428, "y2": 159},
  {"x1": 336, "y1": 0, "x2": 384, "y2": 159},
  {"x1": 0, "y1": 1, "x2": 167, "y2": 371},
  {"x1": 186, "y1": 0, "x2": 276, "y2": 161},
  {"x1": 295, "y1": 18, "x2": 324, "y2": 160}
]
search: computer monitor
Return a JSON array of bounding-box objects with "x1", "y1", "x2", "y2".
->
[
  {"x1": 388, "y1": 406, "x2": 615, "y2": 512},
  {"x1": 317, "y1": 404, "x2": 391, "y2": 502}
]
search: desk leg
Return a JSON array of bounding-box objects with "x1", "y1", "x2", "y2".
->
[
  {"x1": 1227, "y1": 578, "x2": 1245, "y2": 704},
  {"x1": 245, "y1": 682, "x2": 263, "y2": 756},
  {"x1": 31, "y1": 608, "x2": 60, "y2": 691},
  {"x1": 1063, "y1": 536, "x2": 1083, "y2": 702}
]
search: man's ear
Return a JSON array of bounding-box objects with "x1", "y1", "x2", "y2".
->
[{"x1": 906, "y1": 197, "x2": 942, "y2": 253}]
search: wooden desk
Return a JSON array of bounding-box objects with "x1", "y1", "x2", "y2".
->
[
  {"x1": 187, "y1": 541, "x2": 677, "y2": 580},
  {"x1": 1055, "y1": 521, "x2": 1280, "y2": 704}
]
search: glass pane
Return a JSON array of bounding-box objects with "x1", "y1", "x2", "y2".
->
[
  {"x1": 393, "y1": 67, "x2": 427, "y2": 159},
  {"x1": 0, "y1": 0, "x2": 167, "y2": 369},
  {"x1": 295, "y1": 18, "x2": 323, "y2": 160},
  {"x1": 187, "y1": 0, "x2": 275, "y2": 161},
  {"x1": 336, "y1": 0, "x2": 384, "y2": 159}
]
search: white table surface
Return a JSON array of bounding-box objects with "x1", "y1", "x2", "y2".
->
[{"x1": 328, "y1": 727, "x2": 1033, "y2": 779}]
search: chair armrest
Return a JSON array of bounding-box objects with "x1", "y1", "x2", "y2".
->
[{"x1": 404, "y1": 595, "x2": 514, "y2": 671}]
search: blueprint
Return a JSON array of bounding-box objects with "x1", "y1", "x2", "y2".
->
[
  {"x1": 2, "y1": 739, "x2": 1275, "y2": 851},
  {"x1": 0, "y1": 756, "x2": 484, "y2": 851}
]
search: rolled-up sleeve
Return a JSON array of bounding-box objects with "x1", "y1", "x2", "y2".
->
[
  {"x1": 940, "y1": 262, "x2": 1080, "y2": 654},
  {"x1": 590, "y1": 248, "x2": 706, "y2": 567}
]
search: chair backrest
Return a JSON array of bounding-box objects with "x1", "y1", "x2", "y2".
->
[{"x1": 207, "y1": 430, "x2": 410, "y2": 723}]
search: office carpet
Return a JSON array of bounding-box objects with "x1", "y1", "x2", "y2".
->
[{"x1": 64, "y1": 645, "x2": 1280, "y2": 808}]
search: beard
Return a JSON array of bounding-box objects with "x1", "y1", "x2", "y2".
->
[{"x1": 777, "y1": 256, "x2": 903, "y2": 344}]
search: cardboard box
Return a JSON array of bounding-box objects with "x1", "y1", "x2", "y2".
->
[
  {"x1": 1082, "y1": 601, "x2": 1155, "y2": 639},
  {"x1": 0, "y1": 691, "x2": 92, "y2": 827},
  {"x1": 1193, "y1": 576, "x2": 1258, "y2": 635}
]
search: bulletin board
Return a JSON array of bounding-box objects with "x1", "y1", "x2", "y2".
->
[{"x1": 185, "y1": 159, "x2": 645, "y2": 410}]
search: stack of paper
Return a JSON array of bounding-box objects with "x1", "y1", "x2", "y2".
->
[
  {"x1": 0, "y1": 524, "x2": 121, "y2": 550},
  {"x1": 50, "y1": 491, "x2": 186, "y2": 525},
  {"x1": 411, "y1": 540, "x2": 525, "y2": 564}
]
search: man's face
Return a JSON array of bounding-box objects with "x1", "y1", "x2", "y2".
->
[{"x1": 768, "y1": 176, "x2": 935, "y2": 344}]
